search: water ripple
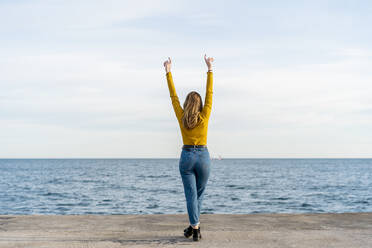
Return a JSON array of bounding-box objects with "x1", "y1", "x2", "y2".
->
[{"x1": 0, "y1": 158, "x2": 371, "y2": 214}]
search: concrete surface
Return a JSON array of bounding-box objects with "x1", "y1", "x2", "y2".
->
[{"x1": 0, "y1": 213, "x2": 371, "y2": 247}]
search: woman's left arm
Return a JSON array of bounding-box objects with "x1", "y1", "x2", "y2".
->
[{"x1": 164, "y1": 57, "x2": 183, "y2": 121}]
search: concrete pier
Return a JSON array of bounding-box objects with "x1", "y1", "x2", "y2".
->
[{"x1": 0, "y1": 212, "x2": 371, "y2": 247}]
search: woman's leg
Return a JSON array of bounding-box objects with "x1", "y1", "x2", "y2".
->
[
  {"x1": 194, "y1": 148, "x2": 211, "y2": 221},
  {"x1": 179, "y1": 149, "x2": 199, "y2": 227}
]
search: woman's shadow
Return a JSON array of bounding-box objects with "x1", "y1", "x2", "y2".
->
[{"x1": 105, "y1": 235, "x2": 196, "y2": 245}]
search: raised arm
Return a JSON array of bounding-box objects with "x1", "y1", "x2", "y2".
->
[
  {"x1": 201, "y1": 54, "x2": 214, "y2": 119},
  {"x1": 164, "y1": 57, "x2": 183, "y2": 122}
]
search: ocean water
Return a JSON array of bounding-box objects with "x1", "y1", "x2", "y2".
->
[{"x1": 0, "y1": 158, "x2": 371, "y2": 215}]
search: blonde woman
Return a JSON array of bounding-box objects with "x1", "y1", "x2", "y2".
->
[{"x1": 163, "y1": 54, "x2": 214, "y2": 241}]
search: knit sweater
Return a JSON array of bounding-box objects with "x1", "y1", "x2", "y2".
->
[{"x1": 166, "y1": 71, "x2": 213, "y2": 145}]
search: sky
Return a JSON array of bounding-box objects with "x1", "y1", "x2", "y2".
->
[{"x1": 1, "y1": 0, "x2": 371, "y2": 158}]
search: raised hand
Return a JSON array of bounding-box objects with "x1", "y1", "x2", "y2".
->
[
  {"x1": 204, "y1": 54, "x2": 214, "y2": 70},
  {"x1": 163, "y1": 57, "x2": 172, "y2": 73}
]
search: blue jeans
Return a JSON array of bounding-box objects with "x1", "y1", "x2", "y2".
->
[{"x1": 179, "y1": 147, "x2": 211, "y2": 227}]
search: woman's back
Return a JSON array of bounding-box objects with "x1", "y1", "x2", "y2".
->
[{"x1": 166, "y1": 71, "x2": 213, "y2": 145}]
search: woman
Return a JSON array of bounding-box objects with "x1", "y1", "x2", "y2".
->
[{"x1": 163, "y1": 54, "x2": 214, "y2": 241}]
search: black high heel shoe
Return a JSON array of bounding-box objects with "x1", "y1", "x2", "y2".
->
[
  {"x1": 192, "y1": 227, "x2": 202, "y2": 241},
  {"x1": 184, "y1": 225, "x2": 193, "y2": 238}
]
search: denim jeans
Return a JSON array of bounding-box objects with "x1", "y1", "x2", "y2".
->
[{"x1": 179, "y1": 147, "x2": 211, "y2": 226}]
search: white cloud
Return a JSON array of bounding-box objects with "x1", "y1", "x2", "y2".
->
[{"x1": 0, "y1": 0, "x2": 183, "y2": 31}]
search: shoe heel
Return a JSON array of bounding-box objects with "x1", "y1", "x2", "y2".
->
[
  {"x1": 192, "y1": 227, "x2": 201, "y2": 241},
  {"x1": 184, "y1": 225, "x2": 193, "y2": 238}
]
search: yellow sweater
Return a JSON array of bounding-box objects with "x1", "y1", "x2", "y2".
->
[{"x1": 166, "y1": 71, "x2": 213, "y2": 145}]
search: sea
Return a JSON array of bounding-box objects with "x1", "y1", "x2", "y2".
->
[{"x1": 0, "y1": 158, "x2": 371, "y2": 215}]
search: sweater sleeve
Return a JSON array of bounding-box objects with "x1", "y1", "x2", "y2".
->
[
  {"x1": 201, "y1": 71, "x2": 213, "y2": 119},
  {"x1": 166, "y1": 72, "x2": 184, "y2": 122}
]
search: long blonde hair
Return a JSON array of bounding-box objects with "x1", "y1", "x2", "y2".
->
[{"x1": 182, "y1": 91, "x2": 203, "y2": 130}]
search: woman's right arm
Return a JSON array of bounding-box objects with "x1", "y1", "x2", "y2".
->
[{"x1": 201, "y1": 54, "x2": 214, "y2": 119}]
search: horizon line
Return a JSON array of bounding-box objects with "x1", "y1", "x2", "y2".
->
[{"x1": 1, "y1": 157, "x2": 371, "y2": 160}]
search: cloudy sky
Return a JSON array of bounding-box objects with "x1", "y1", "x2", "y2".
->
[{"x1": 1, "y1": 0, "x2": 371, "y2": 158}]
